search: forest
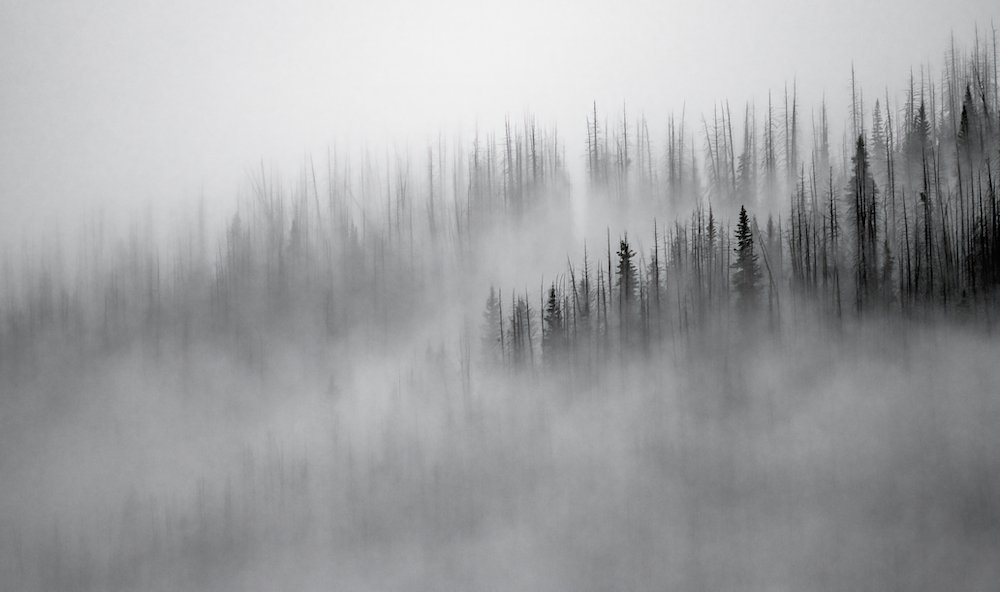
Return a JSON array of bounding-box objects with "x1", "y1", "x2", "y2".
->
[{"x1": 1, "y1": 27, "x2": 1000, "y2": 592}]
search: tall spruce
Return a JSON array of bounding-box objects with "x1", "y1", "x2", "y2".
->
[
  {"x1": 732, "y1": 205, "x2": 761, "y2": 308},
  {"x1": 542, "y1": 283, "x2": 565, "y2": 365},
  {"x1": 847, "y1": 134, "x2": 881, "y2": 310}
]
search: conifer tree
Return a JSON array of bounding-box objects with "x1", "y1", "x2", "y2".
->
[
  {"x1": 542, "y1": 284, "x2": 565, "y2": 365},
  {"x1": 905, "y1": 101, "x2": 931, "y2": 185},
  {"x1": 732, "y1": 205, "x2": 761, "y2": 308},
  {"x1": 848, "y1": 134, "x2": 881, "y2": 310},
  {"x1": 616, "y1": 235, "x2": 639, "y2": 346},
  {"x1": 616, "y1": 235, "x2": 638, "y2": 305}
]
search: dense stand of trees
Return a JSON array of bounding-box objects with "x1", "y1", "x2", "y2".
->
[
  {"x1": 483, "y1": 34, "x2": 1000, "y2": 373},
  {"x1": 5, "y1": 32, "x2": 999, "y2": 385},
  {"x1": 0, "y1": 117, "x2": 571, "y2": 389},
  {"x1": 0, "y1": 29, "x2": 999, "y2": 591}
]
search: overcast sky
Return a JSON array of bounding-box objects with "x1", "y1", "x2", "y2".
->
[{"x1": 1, "y1": 0, "x2": 997, "y2": 243}]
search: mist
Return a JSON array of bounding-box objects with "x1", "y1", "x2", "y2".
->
[
  {"x1": 3, "y1": 0, "x2": 999, "y2": 238},
  {"x1": 3, "y1": 2, "x2": 1000, "y2": 591}
]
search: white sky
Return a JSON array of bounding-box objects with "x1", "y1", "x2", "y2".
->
[{"x1": 1, "y1": 0, "x2": 998, "y2": 242}]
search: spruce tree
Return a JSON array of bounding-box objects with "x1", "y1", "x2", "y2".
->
[
  {"x1": 848, "y1": 134, "x2": 880, "y2": 310},
  {"x1": 616, "y1": 234, "x2": 639, "y2": 346},
  {"x1": 542, "y1": 284, "x2": 565, "y2": 365},
  {"x1": 732, "y1": 205, "x2": 761, "y2": 308},
  {"x1": 616, "y1": 235, "x2": 638, "y2": 304}
]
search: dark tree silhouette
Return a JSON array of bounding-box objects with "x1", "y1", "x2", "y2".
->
[
  {"x1": 616, "y1": 235, "x2": 638, "y2": 305},
  {"x1": 732, "y1": 205, "x2": 761, "y2": 308},
  {"x1": 847, "y1": 134, "x2": 880, "y2": 311},
  {"x1": 542, "y1": 284, "x2": 566, "y2": 366}
]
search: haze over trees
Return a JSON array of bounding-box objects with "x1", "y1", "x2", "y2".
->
[{"x1": 1, "y1": 26, "x2": 999, "y2": 592}]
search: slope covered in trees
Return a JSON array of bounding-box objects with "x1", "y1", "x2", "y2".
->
[{"x1": 0, "y1": 27, "x2": 999, "y2": 592}]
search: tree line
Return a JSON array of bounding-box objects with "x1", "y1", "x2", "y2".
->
[
  {"x1": 2, "y1": 29, "x2": 998, "y2": 385},
  {"x1": 484, "y1": 30, "x2": 1000, "y2": 371}
]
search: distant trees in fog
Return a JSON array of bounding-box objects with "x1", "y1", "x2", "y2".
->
[
  {"x1": 0, "y1": 29, "x2": 998, "y2": 386},
  {"x1": 484, "y1": 32, "x2": 1000, "y2": 371},
  {"x1": 0, "y1": 24, "x2": 999, "y2": 592}
]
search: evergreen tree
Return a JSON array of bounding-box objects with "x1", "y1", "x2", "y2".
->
[
  {"x1": 707, "y1": 206, "x2": 717, "y2": 298},
  {"x1": 542, "y1": 284, "x2": 565, "y2": 365},
  {"x1": 904, "y1": 101, "x2": 930, "y2": 184},
  {"x1": 847, "y1": 134, "x2": 880, "y2": 310},
  {"x1": 732, "y1": 205, "x2": 761, "y2": 307},
  {"x1": 958, "y1": 84, "x2": 980, "y2": 164},
  {"x1": 616, "y1": 235, "x2": 638, "y2": 304},
  {"x1": 616, "y1": 234, "x2": 639, "y2": 346}
]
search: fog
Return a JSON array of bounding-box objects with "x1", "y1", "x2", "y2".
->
[
  {"x1": 3, "y1": 0, "x2": 999, "y2": 237},
  {"x1": 2, "y1": 3, "x2": 1000, "y2": 591}
]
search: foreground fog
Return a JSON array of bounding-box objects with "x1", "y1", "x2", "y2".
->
[
  {"x1": 3, "y1": 320, "x2": 999, "y2": 590},
  {"x1": 2, "y1": 17, "x2": 1000, "y2": 592}
]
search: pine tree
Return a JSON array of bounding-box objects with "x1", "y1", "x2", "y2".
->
[
  {"x1": 905, "y1": 101, "x2": 930, "y2": 185},
  {"x1": 616, "y1": 235, "x2": 638, "y2": 304},
  {"x1": 847, "y1": 134, "x2": 880, "y2": 310},
  {"x1": 732, "y1": 205, "x2": 761, "y2": 308},
  {"x1": 616, "y1": 234, "x2": 639, "y2": 346},
  {"x1": 958, "y1": 84, "x2": 980, "y2": 164},
  {"x1": 542, "y1": 284, "x2": 565, "y2": 366}
]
